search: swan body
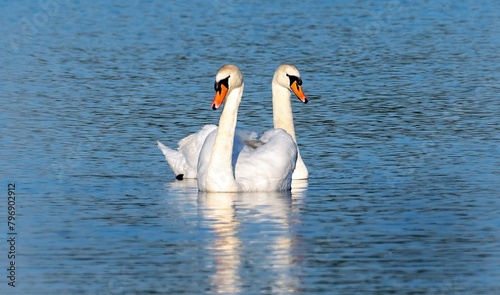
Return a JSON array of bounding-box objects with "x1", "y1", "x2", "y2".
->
[{"x1": 197, "y1": 65, "x2": 297, "y2": 192}]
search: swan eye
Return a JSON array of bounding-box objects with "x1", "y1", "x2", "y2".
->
[
  {"x1": 286, "y1": 74, "x2": 302, "y2": 87},
  {"x1": 214, "y1": 76, "x2": 230, "y2": 93}
]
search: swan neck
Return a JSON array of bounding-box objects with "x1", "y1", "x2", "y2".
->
[
  {"x1": 272, "y1": 81, "x2": 309, "y2": 179},
  {"x1": 272, "y1": 82, "x2": 297, "y2": 141},
  {"x1": 206, "y1": 84, "x2": 244, "y2": 191}
]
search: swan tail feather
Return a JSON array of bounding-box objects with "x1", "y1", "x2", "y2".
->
[{"x1": 157, "y1": 140, "x2": 189, "y2": 178}]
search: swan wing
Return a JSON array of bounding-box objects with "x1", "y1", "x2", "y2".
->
[
  {"x1": 235, "y1": 128, "x2": 298, "y2": 191},
  {"x1": 158, "y1": 124, "x2": 217, "y2": 179},
  {"x1": 178, "y1": 124, "x2": 218, "y2": 174}
]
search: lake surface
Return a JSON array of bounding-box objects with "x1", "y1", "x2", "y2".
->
[{"x1": 1, "y1": 0, "x2": 499, "y2": 294}]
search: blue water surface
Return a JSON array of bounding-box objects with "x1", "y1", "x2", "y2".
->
[{"x1": 1, "y1": 0, "x2": 499, "y2": 294}]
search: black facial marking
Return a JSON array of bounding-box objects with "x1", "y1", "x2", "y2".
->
[
  {"x1": 286, "y1": 74, "x2": 302, "y2": 86},
  {"x1": 214, "y1": 76, "x2": 230, "y2": 94},
  {"x1": 176, "y1": 174, "x2": 184, "y2": 180}
]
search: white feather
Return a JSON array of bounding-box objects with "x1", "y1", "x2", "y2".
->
[{"x1": 157, "y1": 124, "x2": 216, "y2": 179}]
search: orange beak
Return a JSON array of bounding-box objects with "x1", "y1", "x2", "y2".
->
[
  {"x1": 291, "y1": 81, "x2": 308, "y2": 104},
  {"x1": 211, "y1": 84, "x2": 229, "y2": 110}
]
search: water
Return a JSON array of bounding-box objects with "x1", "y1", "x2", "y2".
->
[{"x1": 1, "y1": 0, "x2": 499, "y2": 294}]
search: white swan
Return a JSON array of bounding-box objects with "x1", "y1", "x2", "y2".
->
[
  {"x1": 157, "y1": 64, "x2": 309, "y2": 180},
  {"x1": 197, "y1": 64, "x2": 297, "y2": 192},
  {"x1": 271, "y1": 64, "x2": 309, "y2": 179}
]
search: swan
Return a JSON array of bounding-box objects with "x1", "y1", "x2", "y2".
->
[
  {"x1": 197, "y1": 65, "x2": 297, "y2": 192},
  {"x1": 157, "y1": 64, "x2": 308, "y2": 180},
  {"x1": 271, "y1": 64, "x2": 309, "y2": 179}
]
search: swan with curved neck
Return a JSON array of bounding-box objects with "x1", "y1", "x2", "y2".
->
[
  {"x1": 197, "y1": 65, "x2": 297, "y2": 192},
  {"x1": 271, "y1": 64, "x2": 309, "y2": 179}
]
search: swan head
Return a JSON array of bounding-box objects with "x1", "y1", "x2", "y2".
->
[
  {"x1": 273, "y1": 64, "x2": 308, "y2": 104},
  {"x1": 211, "y1": 64, "x2": 244, "y2": 110}
]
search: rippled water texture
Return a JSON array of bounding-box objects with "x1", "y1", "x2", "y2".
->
[{"x1": 1, "y1": 0, "x2": 499, "y2": 294}]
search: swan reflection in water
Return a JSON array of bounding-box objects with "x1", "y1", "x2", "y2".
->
[{"x1": 198, "y1": 180, "x2": 307, "y2": 294}]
